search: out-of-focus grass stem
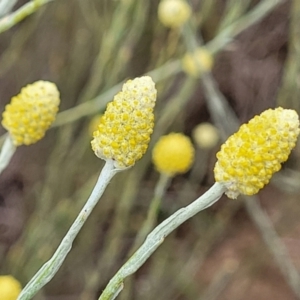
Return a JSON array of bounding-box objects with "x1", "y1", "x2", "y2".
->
[
  {"x1": 206, "y1": 0, "x2": 284, "y2": 54},
  {"x1": 0, "y1": 0, "x2": 55, "y2": 34},
  {"x1": 131, "y1": 173, "x2": 171, "y2": 254}
]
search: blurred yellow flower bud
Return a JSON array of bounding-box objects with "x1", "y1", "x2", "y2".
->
[
  {"x1": 152, "y1": 132, "x2": 195, "y2": 176},
  {"x1": 0, "y1": 275, "x2": 21, "y2": 300},
  {"x1": 182, "y1": 48, "x2": 214, "y2": 77},
  {"x1": 158, "y1": 0, "x2": 191, "y2": 28},
  {"x1": 214, "y1": 107, "x2": 300, "y2": 199},
  {"x1": 192, "y1": 122, "x2": 219, "y2": 149},
  {"x1": 91, "y1": 76, "x2": 157, "y2": 169},
  {"x1": 2, "y1": 81, "x2": 60, "y2": 146}
]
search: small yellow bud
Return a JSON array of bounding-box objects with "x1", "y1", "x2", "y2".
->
[
  {"x1": 192, "y1": 123, "x2": 219, "y2": 149},
  {"x1": 158, "y1": 0, "x2": 191, "y2": 28},
  {"x1": 91, "y1": 76, "x2": 157, "y2": 169},
  {"x1": 0, "y1": 275, "x2": 21, "y2": 300},
  {"x1": 214, "y1": 107, "x2": 300, "y2": 199},
  {"x1": 2, "y1": 81, "x2": 60, "y2": 146},
  {"x1": 182, "y1": 48, "x2": 214, "y2": 77},
  {"x1": 152, "y1": 133, "x2": 195, "y2": 176}
]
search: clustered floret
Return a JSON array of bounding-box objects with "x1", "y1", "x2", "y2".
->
[
  {"x1": 214, "y1": 107, "x2": 300, "y2": 199},
  {"x1": 91, "y1": 76, "x2": 157, "y2": 169},
  {"x1": 2, "y1": 81, "x2": 60, "y2": 146}
]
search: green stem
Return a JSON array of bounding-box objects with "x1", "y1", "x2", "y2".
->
[
  {"x1": 131, "y1": 173, "x2": 171, "y2": 254},
  {"x1": 0, "y1": 0, "x2": 55, "y2": 34},
  {"x1": 206, "y1": 0, "x2": 284, "y2": 54},
  {"x1": 98, "y1": 182, "x2": 226, "y2": 300},
  {"x1": 18, "y1": 160, "x2": 121, "y2": 300}
]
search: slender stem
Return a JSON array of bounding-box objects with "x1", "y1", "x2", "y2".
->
[
  {"x1": 18, "y1": 160, "x2": 120, "y2": 300},
  {"x1": 206, "y1": 0, "x2": 284, "y2": 54},
  {"x1": 131, "y1": 173, "x2": 171, "y2": 254},
  {"x1": 244, "y1": 196, "x2": 300, "y2": 297},
  {"x1": 98, "y1": 182, "x2": 226, "y2": 300},
  {"x1": 0, "y1": 0, "x2": 54, "y2": 34},
  {"x1": 0, "y1": 134, "x2": 16, "y2": 174}
]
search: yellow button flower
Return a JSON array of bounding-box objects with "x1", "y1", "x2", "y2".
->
[
  {"x1": 214, "y1": 107, "x2": 300, "y2": 199},
  {"x1": 158, "y1": 0, "x2": 191, "y2": 28},
  {"x1": 91, "y1": 76, "x2": 157, "y2": 169},
  {"x1": 0, "y1": 275, "x2": 21, "y2": 300},
  {"x1": 152, "y1": 133, "x2": 195, "y2": 176},
  {"x1": 182, "y1": 48, "x2": 214, "y2": 77},
  {"x1": 2, "y1": 81, "x2": 60, "y2": 146}
]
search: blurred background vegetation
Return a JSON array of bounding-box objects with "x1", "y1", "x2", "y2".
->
[{"x1": 1, "y1": 0, "x2": 300, "y2": 299}]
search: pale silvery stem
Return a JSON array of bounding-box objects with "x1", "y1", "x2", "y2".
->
[
  {"x1": 0, "y1": 134, "x2": 16, "y2": 174},
  {"x1": 0, "y1": 0, "x2": 17, "y2": 17},
  {"x1": 18, "y1": 160, "x2": 121, "y2": 300},
  {"x1": 98, "y1": 182, "x2": 226, "y2": 300}
]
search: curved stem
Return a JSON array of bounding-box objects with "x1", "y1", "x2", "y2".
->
[
  {"x1": 98, "y1": 182, "x2": 226, "y2": 300},
  {"x1": 18, "y1": 160, "x2": 120, "y2": 300}
]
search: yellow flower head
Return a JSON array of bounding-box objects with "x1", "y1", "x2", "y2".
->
[
  {"x1": 214, "y1": 107, "x2": 300, "y2": 199},
  {"x1": 2, "y1": 81, "x2": 60, "y2": 146},
  {"x1": 158, "y1": 0, "x2": 191, "y2": 28},
  {"x1": 152, "y1": 133, "x2": 195, "y2": 176},
  {"x1": 192, "y1": 122, "x2": 219, "y2": 149},
  {"x1": 182, "y1": 48, "x2": 214, "y2": 77},
  {"x1": 0, "y1": 275, "x2": 22, "y2": 300},
  {"x1": 91, "y1": 76, "x2": 157, "y2": 169}
]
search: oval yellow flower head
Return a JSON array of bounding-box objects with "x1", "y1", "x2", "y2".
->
[
  {"x1": 158, "y1": 0, "x2": 191, "y2": 28},
  {"x1": 0, "y1": 275, "x2": 22, "y2": 300},
  {"x1": 152, "y1": 133, "x2": 195, "y2": 176},
  {"x1": 182, "y1": 48, "x2": 214, "y2": 77},
  {"x1": 214, "y1": 107, "x2": 300, "y2": 199},
  {"x1": 2, "y1": 81, "x2": 60, "y2": 146},
  {"x1": 91, "y1": 76, "x2": 157, "y2": 169}
]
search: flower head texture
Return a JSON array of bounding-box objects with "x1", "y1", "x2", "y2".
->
[
  {"x1": 158, "y1": 0, "x2": 191, "y2": 28},
  {"x1": 214, "y1": 107, "x2": 300, "y2": 199},
  {"x1": 91, "y1": 76, "x2": 157, "y2": 169},
  {"x1": 182, "y1": 48, "x2": 214, "y2": 77},
  {"x1": 2, "y1": 81, "x2": 60, "y2": 146},
  {"x1": 0, "y1": 275, "x2": 22, "y2": 300},
  {"x1": 152, "y1": 133, "x2": 195, "y2": 176}
]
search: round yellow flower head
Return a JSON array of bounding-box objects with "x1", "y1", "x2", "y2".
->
[
  {"x1": 182, "y1": 48, "x2": 214, "y2": 77},
  {"x1": 91, "y1": 76, "x2": 157, "y2": 169},
  {"x1": 192, "y1": 122, "x2": 219, "y2": 149},
  {"x1": 158, "y1": 0, "x2": 191, "y2": 28},
  {"x1": 0, "y1": 275, "x2": 21, "y2": 300},
  {"x1": 214, "y1": 107, "x2": 300, "y2": 199},
  {"x1": 152, "y1": 133, "x2": 195, "y2": 176},
  {"x1": 2, "y1": 81, "x2": 60, "y2": 146}
]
